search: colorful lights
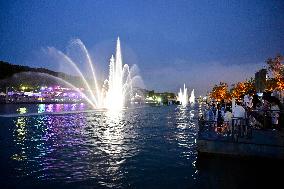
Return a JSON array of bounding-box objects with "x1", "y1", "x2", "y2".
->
[
  {"x1": 17, "y1": 107, "x2": 27, "y2": 114},
  {"x1": 21, "y1": 86, "x2": 27, "y2": 91},
  {"x1": 38, "y1": 104, "x2": 45, "y2": 113},
  {"x1": 157, "y1": 97, "x2": 162, "y2": 103}
]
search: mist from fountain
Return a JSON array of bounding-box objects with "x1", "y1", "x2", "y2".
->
[{"x1": 46, "y1": 37, "x2": 143, "y2": 110}]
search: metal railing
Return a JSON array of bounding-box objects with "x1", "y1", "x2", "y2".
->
[
  {"x1": 198, "y1": 117, "x2": 252, "y2": 142},
  {"x1": 199, "y1": 106, "x2": 283, "y2": 142},
  {"x1": 231, "y1": 117, "x2": 252, "y2": 142}
]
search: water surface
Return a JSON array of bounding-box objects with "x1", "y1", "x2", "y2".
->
[{"x1": 0, "y1": 105, "x2": 282, "y2": 188}]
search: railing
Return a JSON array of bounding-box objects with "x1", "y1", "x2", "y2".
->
[
  {"x1": 199, "y1": 107, "x2": 283, "y2": 143},
  {"x1": 231, "y1": 117, "x2": 252, "y2": 142},
  {"x1": 198, "y1": 117, "x2": 252, "y2": 142}
]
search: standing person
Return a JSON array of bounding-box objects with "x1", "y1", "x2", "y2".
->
[
  {"x1": 262, "y1": 99, "x2": 271, "y2": 128},
  {"x1": 211, "y1": 103, "x2": 217, "y2": 120},
  {"x1": 252, "y1": 94, "x2": 260, "y2": 109},
  {"x1": 203, "y1": 104, "x2": 211, "y2": 121},
  {"x1": 216, "y1": 104, "x2": 224, "y2": 127},
  {"x1": 244, "y1": 94, "x2": 250, "y2": 108},
  {"x1": 233, "y1": 101, "x2": 246, "y2": 118},
  {"x1": 208, "y1": 107, "x2": 214, "y2": 121},
  {"x1": 233, "y1": 101, "x2": 246, "y2": 137},
  {"x1": 248, "y1": 95, "x2": 253, "y2": 109},
  {"x1": 221, "y1": 104, "x2": 226, "y2": 118},
  {"x1": 271, "y1": 101, "x2": 280, "y2": 130},
  {"x1": 224, "y1": 106, "x2": 233, "y2": 132}
]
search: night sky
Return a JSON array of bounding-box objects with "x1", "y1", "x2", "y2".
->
[{"x1": 0, "y1": 0, "x2": 284, "y2": 95}]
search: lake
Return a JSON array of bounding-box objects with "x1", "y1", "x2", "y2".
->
[{"x1": 0, "y1": 104, "x2": 282, "y2": 188}]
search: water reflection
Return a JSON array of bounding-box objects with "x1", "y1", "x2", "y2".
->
[
  {"x1": 175, "y1": 106, "x2": 197, "y2": 143},
  {"x1": 46, "y1": 104, "x2": 54, "y2": 112},
  {"x1": 3, "y1": 106, "x2": 200, "y2": 188},
  {"x1": 15, "y1": 117, "x2": 27, "y2": 141},
  {"x1": 38, "y1": 104, "x2": 45, "y2": 113},
  {"x1": 89, "y1": 110, "x2": 138, "y2": 187},
  {"x1": 12, "y1": 116, "x2": 28, "y2": 161},
  {"x1": 17, "y1": 107, "x2": 27, "y2": 114},
  {"x1": 174, "y1": 105, "x2": 198, "y2": 180},
  {"x1": 0, "y1": 103, "x2": 90, "y2": 115},
  {"x1": 55, "y1": 104, "x2": 62, "y2": 112},
  {"x1": 71, "y1": 104, "x2": 76, "y2": 111},
  {"x1": 8, "y1": 109, "x2": 139, "y2": 187}
]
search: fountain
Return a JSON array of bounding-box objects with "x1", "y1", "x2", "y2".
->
[
  {"x1": 177, "y1": 84, "x2": 188, "y2": 106},
  {"x1": 177, "y1": 84, "x2": 195, "y2": 106},
  {"x1": 46, "y1": 37, "x2": 143, "y2": 110}
]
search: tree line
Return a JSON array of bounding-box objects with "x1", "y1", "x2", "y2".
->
[{"x1": 209, "y1": 54, "x2": 284, "y2": 101}]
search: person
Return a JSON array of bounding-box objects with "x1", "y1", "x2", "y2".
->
[
  {"x1": 232, "y1": 101, "x2": 246, "y2": 137},
  {"x1": 248, "y1": 95, "x2": 253, "y2": 109},
  {"x1": 243, "y1": 94, "x2": 250, "y2": 108},
  {"x1": 224, "y1": 106, "x2": 233, "y2": 132},
  {"x1": 203, "y1": 104, "x2": 214, "y2": 121},
  {"x1": 220, "y1": 104, "x2": 226, "y2": 118},
  {"x1": 262, "y1": 99, "x2": 272, "y2": 128},
  {"x1": 252, "y1": 94, "x2": 260, "y2": 109},
  {"x1": 208, "y1": 108, "x2": 214, "y2": 121},
  {"x1": 255, "y1": 102, "x2": 263, "y2": 112},
  {"x1": 216, "y1": 104, "x2": 224, "y2": 127},
  {"x1": 203, "y1": 104, "x2": 210, "y2": 121},
  {"x1": 233, "y1": 101, "x2": 246, "y2": 118},
  {"x1": 211, "y1": 103, "x2": 217, "y2": 120},
  {"x1": 263, "y1": 99, "x2": 270, "y2": 111},
  {"x1": 270, "y1": 101, "x2": 280, "y2": 129}
]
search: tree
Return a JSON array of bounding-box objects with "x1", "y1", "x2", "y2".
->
[
  {"x1": 231, "y1": 79, "x2": 255, "y2": 99},
  {"x1": 209, "y1": 82, "x2": 231, "y2": 102},
  {"x1": 265, "y1": 78, "x2": 278, "y2": 92},
  {"x1": 266, "y1": 54, "x2": 284, "y2": 91}
]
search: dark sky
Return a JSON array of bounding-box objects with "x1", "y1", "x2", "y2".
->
[{"x1": 0, "y1": 0, "x2": 284, "y2": 95}]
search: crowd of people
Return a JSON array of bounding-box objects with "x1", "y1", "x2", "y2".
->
[{"x1": 202, "y1": 92, "x2": 283, "y2": 133}]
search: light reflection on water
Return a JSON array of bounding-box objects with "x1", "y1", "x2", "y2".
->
[
  {"x1": 1, "y1": 105, "x2": 200, "y2": 188},
  {"x1": 0, "y1": 103, "x2": 89, "y2": 115}
]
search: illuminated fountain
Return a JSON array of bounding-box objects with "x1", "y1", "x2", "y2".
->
[
  {"x1": 46, "y1": 37, "x2": 143, "y2": 110},
  {"x1": 177, "y1": 84, "x2": 188, "y2": 106},
  {"x1": 177, "y1": 84, "x2": 195, "y2": 106},
  {"x1": 104, "y1": 38, "x2": 132, "y2": 110},
  {"x1": 189, "y1": 89, "x2": 195, "y2": 104}
]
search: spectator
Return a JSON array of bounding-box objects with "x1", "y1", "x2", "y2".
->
[
  {"x1": 204, "y1": 104, "x2": 214, "y2": 121},
  {"x1": 271, "y1": 101, "x2": 280, "y2": 129},
  {"x1": 224, "y1": 106, "x2": 233, "y2": 131},
  {"x1": 221, "y1": 104, "x2": 226, "y2": 118},
  {"x1": 233, "y1": 101, "x2": 246, "y2": 118},
  {"x1": 252, "y1": 94, "x2": 260, "y2": 109},
  {"x1": 211, "y1": 103, "x2": 217, "y2": 120},
  {"x1": 243, "y1": 94, "x2": 250, "y2": 107},
  {"x1": 216, "y1": 104, "x2": 224, "y2": 126}
]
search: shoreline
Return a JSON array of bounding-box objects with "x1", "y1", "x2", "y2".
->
[{"x1": 0, "y1": 101, "x2": 87, "y2": 105}]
